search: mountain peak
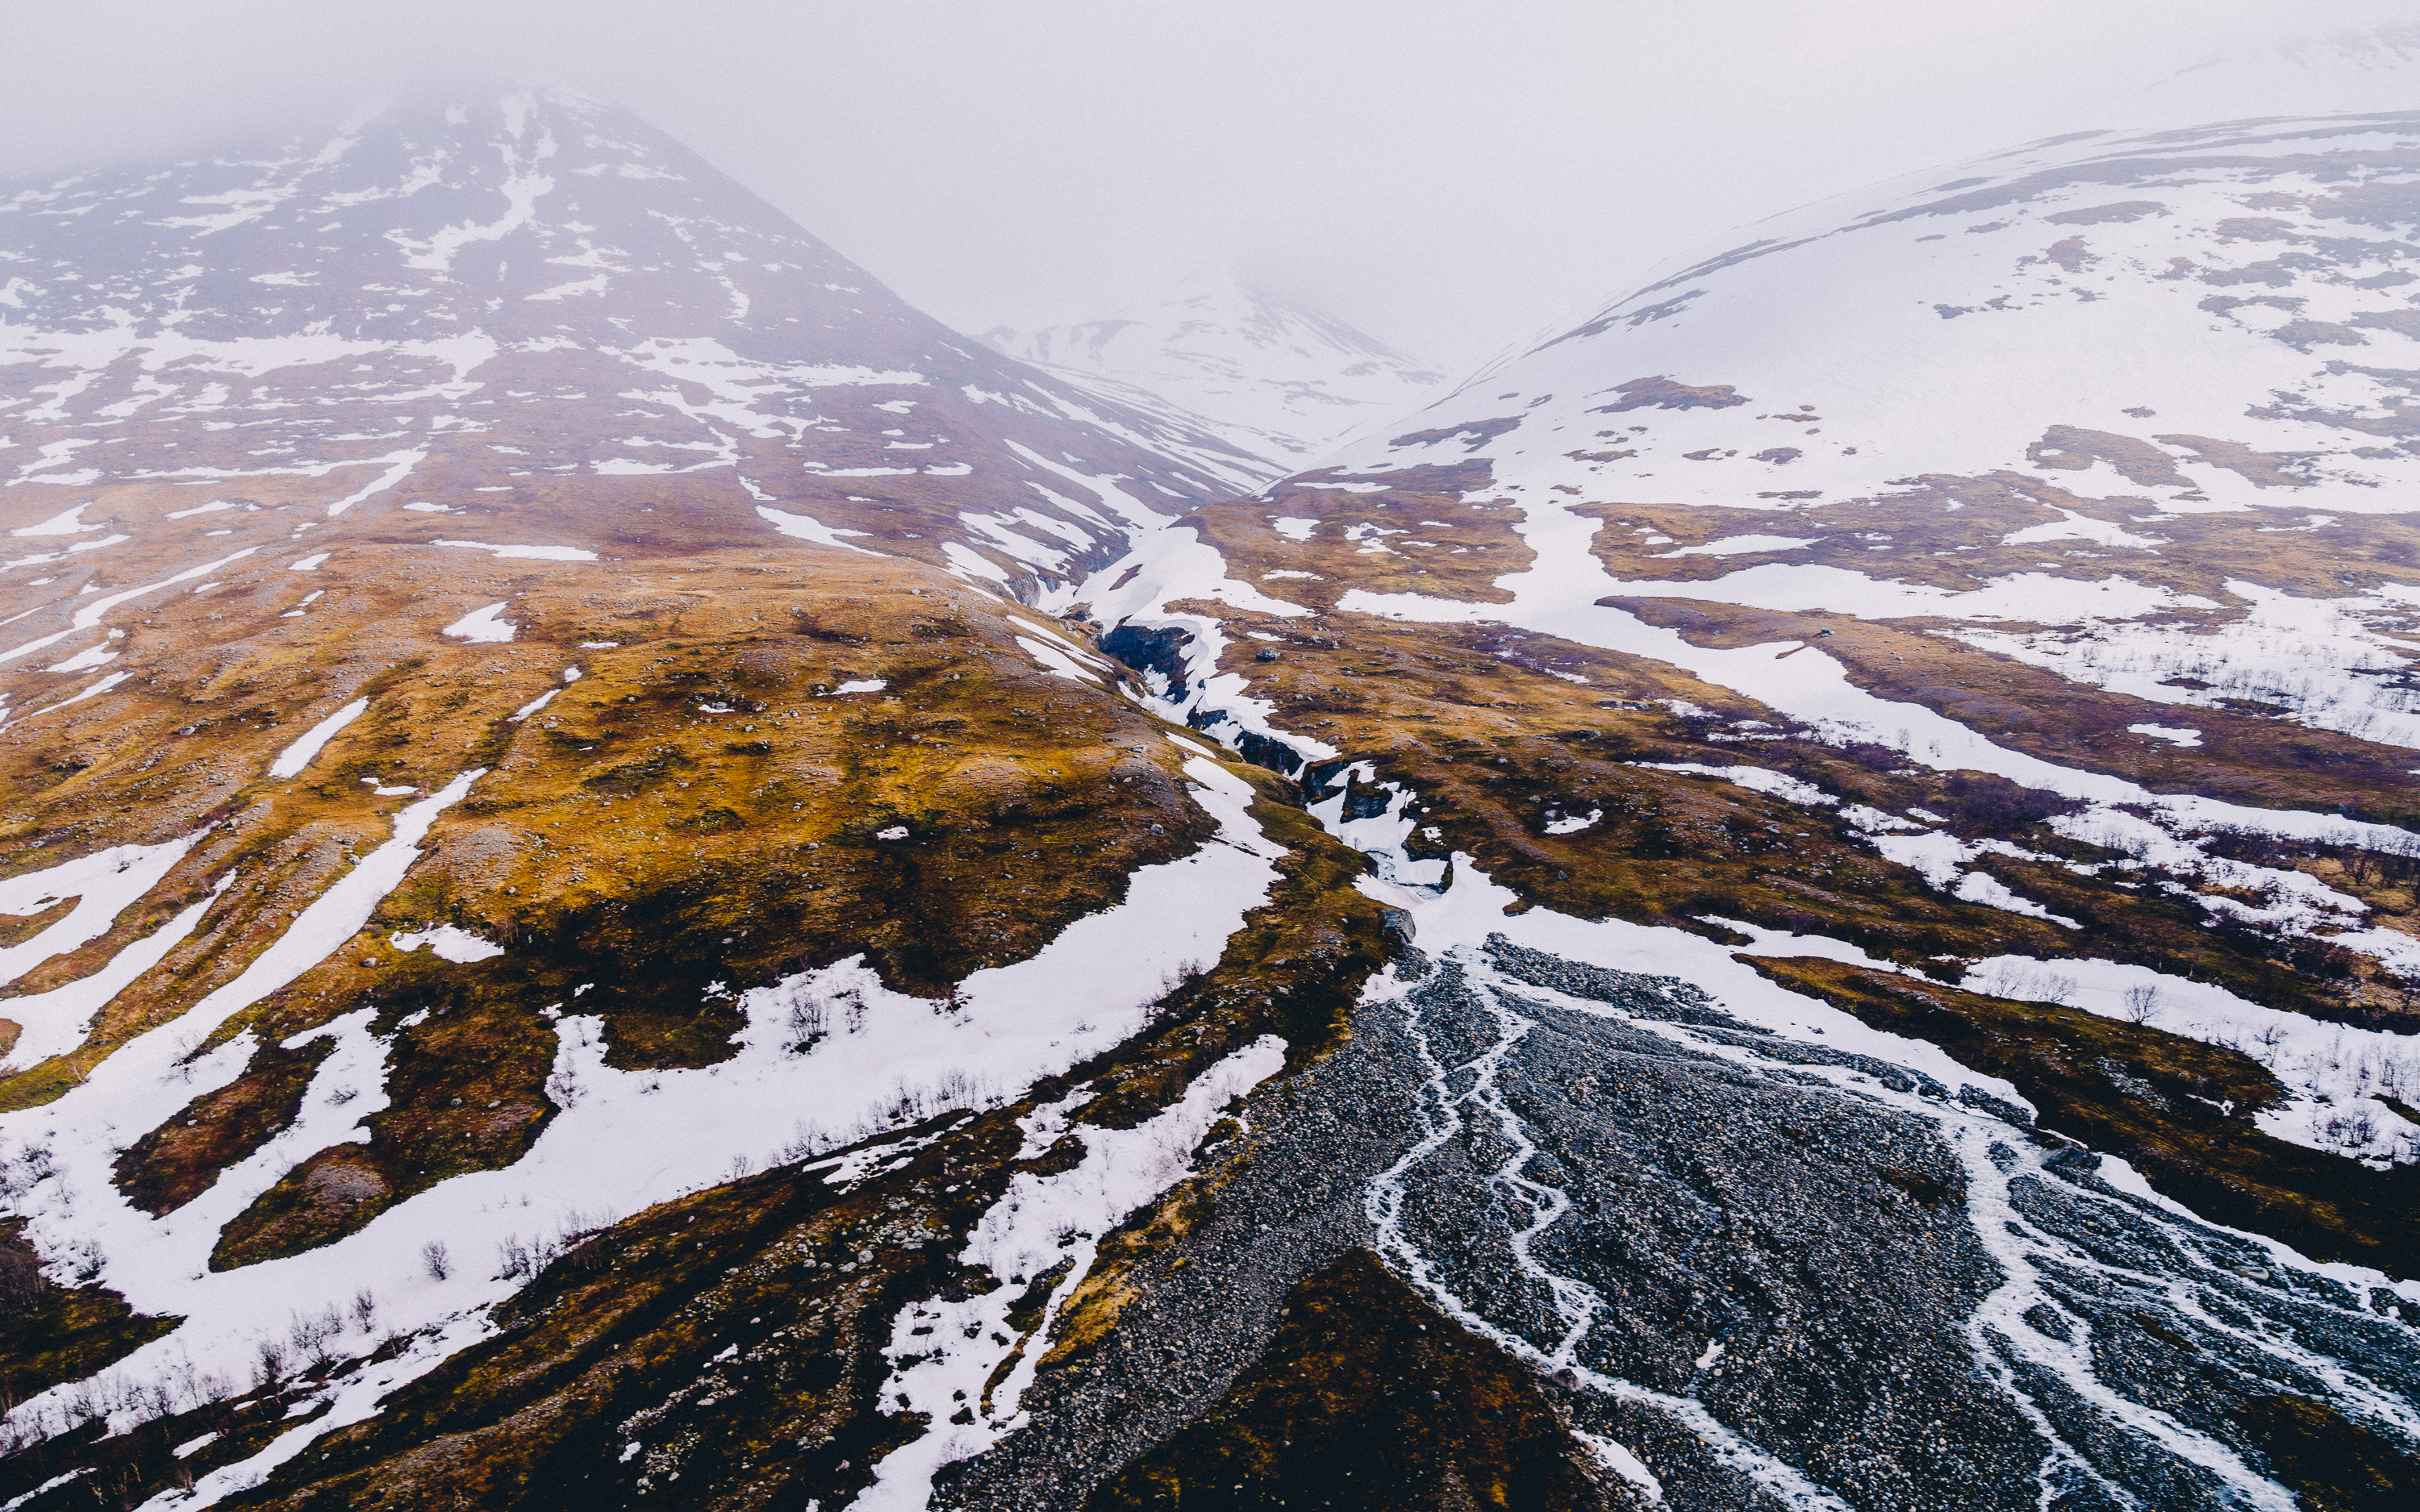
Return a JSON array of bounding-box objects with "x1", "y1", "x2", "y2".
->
[
  {"x1": 981, "y1": 270, "x2": 1447, "y2": 464},
  {"x1": 2, "y1": 87, "x2": 911, "y2": 352},
  {"x1": 0, "y1": 90, "x2": 1275, "y2": 595}
]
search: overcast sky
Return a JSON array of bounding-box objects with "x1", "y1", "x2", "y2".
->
[{"x1": 6, "y1": 2, "x2": 2420, "y2": 372}]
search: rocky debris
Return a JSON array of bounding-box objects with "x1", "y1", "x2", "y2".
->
[
  {"x1": 1099, "y1": 625, "x2": 1196, "y2": 699},
  {"x1": 8, "y1": 97, "x2": 2420, "y2": 1512},
  {"x1": 936, "y1": 999, "x2": 1425, "y2": 1511},
  {"x1": 1085, "y1": 1248, "x2": 1635, "y2": 1511},
  {"x1": 953, "y1": 939, "x2": 2419, "y2": 1510},
  {"x1": 1486, "y1": 937, "x2": 1755, "y2": 1033}
]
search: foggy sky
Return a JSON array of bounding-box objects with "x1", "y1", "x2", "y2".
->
[{"x1": 7, "y1": 2, "x2": 2420, "y2": 373}]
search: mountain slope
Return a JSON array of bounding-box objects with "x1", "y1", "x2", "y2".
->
[
  {"x1": 0, "y1": 90, "x2": 1326, "y2": 1510},
  {"x1": 982, "y1": 273, "x2": 1446, "y2": 465},
  {"x1": 0, "y1": 89, "x2": 1277, "y2": 598}
]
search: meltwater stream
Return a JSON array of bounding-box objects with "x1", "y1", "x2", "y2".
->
[{"x1": 1365, "y1": 939, "x2": 2419, "y2": 1510}]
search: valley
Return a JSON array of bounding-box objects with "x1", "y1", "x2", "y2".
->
[{"x1": 0, "y1": 90, "x2": 2413, "y2": 1511}]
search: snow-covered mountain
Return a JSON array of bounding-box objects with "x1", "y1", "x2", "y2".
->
[
  {"x1": 981, "y1": 273, "x2": 1446, "y2": 466},
  {"x1": 1281, "y1": 112, "x2": 2420, "y2": 756},
  {"x1": 1378, "y1": 111, "x2": 2420, "y2": 514},
  {"x1": 0, "y1": 89, "x2": 1277, "y2": 594}
]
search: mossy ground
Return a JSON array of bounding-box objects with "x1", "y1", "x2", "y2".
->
[
  {"x1": 0, "y1": 1218, "x2": 179, "y2": 1417},
  {"x1": 0, "y1": 764, "x2": 1392, "y2": 1510},
  {"x1": 1746, "y1": 956, "x2": 2419, "y2": 1272},
  {"x1": 6, "y1": 450, "x2": 2420, "y2": 1504}
]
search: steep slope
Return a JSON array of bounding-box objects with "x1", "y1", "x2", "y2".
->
[
  {"x1": 0, "y1": 89, "x2": 1276, "y2": 599},
  {"x1": 983, "y1": 273, "x2": 1446, "y2": 466}
]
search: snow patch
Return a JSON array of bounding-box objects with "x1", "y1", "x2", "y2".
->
[{"x1": 268, "y1": 698, "x2": 369, "y2": 779}]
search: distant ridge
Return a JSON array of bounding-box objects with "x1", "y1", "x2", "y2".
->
[{"x1": 983, "y1": 271, "x2": 1446, "y2": 465}]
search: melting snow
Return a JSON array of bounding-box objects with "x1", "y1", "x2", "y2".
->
[
  {"x1": 441, "y1": 602, "x2": 515, "y2": 643},
  {"x1": 389, "y1": 925, "x2": 504, "y2": 964},
  {"x1": 432, "y1": 539, "x2": 598, "y2": 562},
  {"x1": 0, "y1": 835, "x2": 202, "y2": 990},
  {"x1": 1654, "y1": 533, "x2": 1819, "y2": 557},
  {"x1": 9, "y1": 503, "x2": 102, "y2": 537},
  {"x1": 1963, "y1": 957, "x2": 2418, "y2": 1165},
  {"x1": 2129, "y1": 723, "x2": 2203, "y2": 747},
  {"x1": 755, "y1": 505, "x2": 882, "y2": 556},
  {"x1": 854, "y1": 1037, "x2": 1287, "y2": 1510},
  {"x1": 268, "y1": 698, "x2": 369, "y2": 778}
]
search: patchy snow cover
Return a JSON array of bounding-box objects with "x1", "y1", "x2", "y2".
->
[
  {"x1": 1333, "y1": 850, "x2": 2414, "y2": 1508},
  {"x1": 0, "y1": 875, "x2": 233, "y2": 1074},
  {"x1": 1963, "y1": 956, "x2": 2419, "y2": 1165},
  {"x1": 0, "y1": 760, "x2": 1285, "y2": 1496},
  {"x1": 1599, "y1": 564, "x2": 2205, "y2": 623},
  {"x1": 1041, "y1": 113, "x2": 2420, "y2": 1502},
  {"x1": 1999, "y1": 507, "x2": 2166, "y2": 550},
  {"x1": 0, "y1": 88, "x2": 1275, "y2": 613},
  {"x1": 1052, "y1": 504, "x2": 1328, "y2": 774},
  {"x1": 1338, "y1": 117, "x2": 2420, "y2": 521},
  {"x1": 1287, "y1": 115, "x2": 2420, "y2": 960},
  {"x1": 853, "y1": 1035, "x2": 1288, "y2": 1510},
  {"x1": 1284, "y1": 777, "x2": 2420, "y2": 1505},
  {"x1": 45, "y1": 635, "x2": 123, "y2": 673},
  {"x1": 1654, "y1": 533, "x2": 1819, "y2": 557},
  {"x1": 5, "y1": 671, "x2": 132, "y2": 729},
  {"x1": 0, "y1": 548, "x2": 256, "y2": 669},
  {"x1": 1634, "y1": 760, "x2": 2072, "y2": 920},
  {"x1": 1634, "y1": 760, "x2": 1832, "y2": 808},
  {"x1": 1957, "y1": 580, "x2": 2420, "y2": 749},
  {"x1": 431, "y1": 539, "x2": 599, "y2": 562},
  {"x1": 2129, "y1": 723, "x2": 2203, "y2": 747},
  {"x1": 1112, "y1": 551, "x2": 2419, "y2": 1502},
  {"x1": 10, "y1": 503, "x2": 102, "y2": 537},
  {"x1": 754, "y1": 506, "x2": 882, "y2": 556},
  {"x1": 267, "y1": 698, "x2": 369, "y2": 779},
  {"x1": 1328, "y1": 486, "x2": 2420, "y2": 950},
  {"x1": 1704, "y1": 914, "x2": 1922, "y2": 977},
  {"x1": 828, "y1": 679, "x2": 887, "y2": 696},
  {"x1": 0, "y1": 835, "x2": 202, "y2": 989},
  {"x1": 1306, "y1": 767, "x2": 1446, "y2": 889},
  {"x1": 389, "y1": 925, "x2": 505, "y2": 964},
  {"x1": 323, "y1": 449, "x2": 426, "y2": 515},
  {"x1": 1013, "y1": 635, "x2": 1104, "y2": 684},
  {"x1": 440, "y1": 602, "x2": 515, "y2": 643}
]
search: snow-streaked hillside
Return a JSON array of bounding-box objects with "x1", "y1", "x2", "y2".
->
[
  {"x1": 0, "y1": 88, "x2": 1275, "y2": 596},
  {"x1": 1371, "y1": 112, "x2": 2420, "y2": 514},
  {"x1": 1286, "y1": 113, "x2": 2420, "y2": 754},
  {"x1": 982, "y1": 273, "x2": 1446, "y2": 466}
]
